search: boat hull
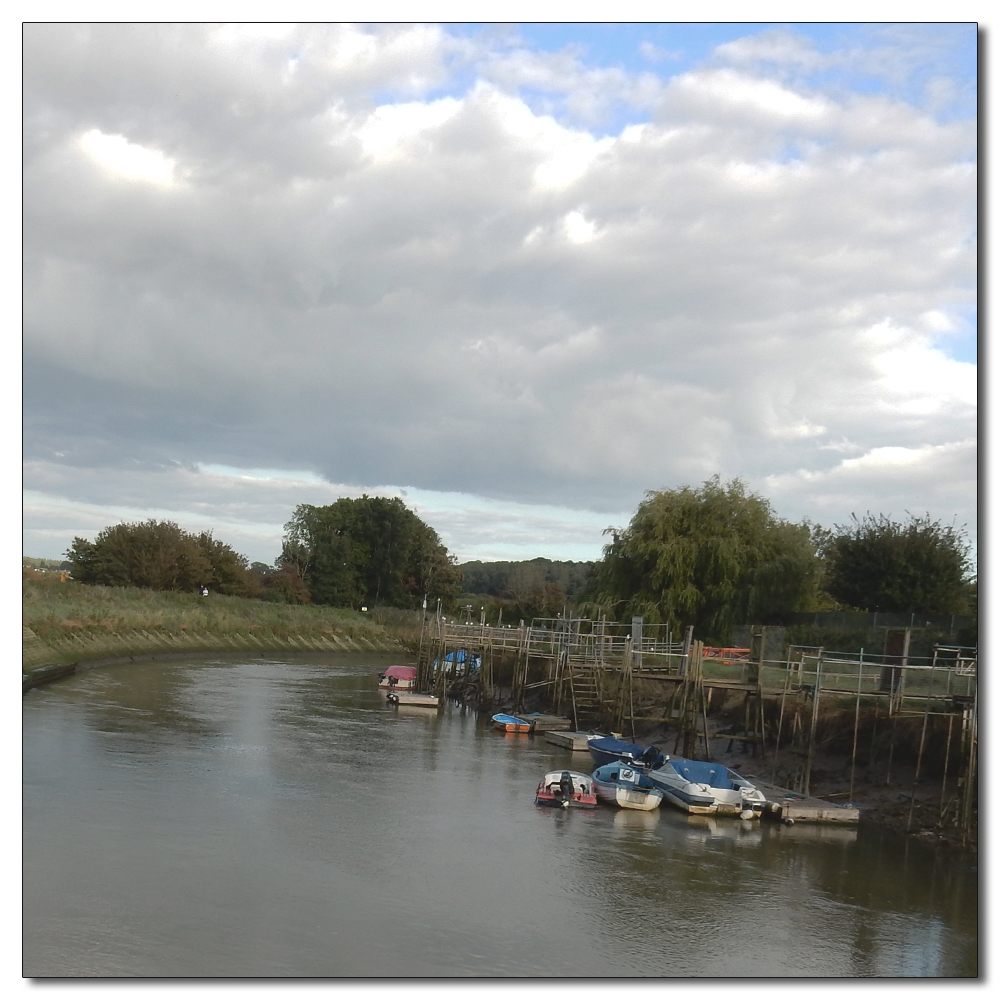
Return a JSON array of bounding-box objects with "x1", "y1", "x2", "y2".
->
[
  {"x1": 592, "y1": 763, "x2": 664, "y2": 811},
  {"x1": 648, "y1": 758, "x2": 766, "y2": 817},
  {"x1": 535, "y1": 770, "x2": 597, "y2": 809},
  {"x1": 378, "y1": 678, "x2": 416, "y2": 692},
  {"x1": 493, "y1": 713, "x2": 533, "y2": 733},
  {"x1": 594, "y1": 781, "x2": 663, "y2": 811}
]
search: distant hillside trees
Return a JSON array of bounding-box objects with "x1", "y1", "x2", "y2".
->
[
  {"x1": 820, "y1": 513, "x2": 974, "y2": 615},
  {"x1": 587, "y1": 477, "x2": 820, "y2": 644},
  {"x1": 66, "y1": 520, "x2": 252, "y2": 595},
  {"x1": 281, "y1": 496, "x2": 462, "y2": 609},
  {"x1": 458, "y1": 557, "x2": 596, "y2": 621}
]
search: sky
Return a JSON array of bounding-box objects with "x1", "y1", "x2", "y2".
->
[{"x1": 21, "y1": 20, "x2": 978, "y2": 567}]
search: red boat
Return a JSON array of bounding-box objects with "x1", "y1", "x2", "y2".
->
[{"x1": 534, "y1": 770, "x2": 598, "y2": 809}]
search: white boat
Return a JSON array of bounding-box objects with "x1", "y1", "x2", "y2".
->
[
  {"x1": 647, "y1": 757, "x2": 766, "y2": 818},
  {"x1": 378, "y1": 665, "x2": 417, "y2": 692},
  {"x1": 534, "y1": 770, "x2": 598, "y2": 809},
  {"x1": 591, "y1": 763, "x2": 664, "y2": 811}
]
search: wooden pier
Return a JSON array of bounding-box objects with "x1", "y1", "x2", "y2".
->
[{"x1": 414, "y1": 614, "x2": 976, "y2": 839}]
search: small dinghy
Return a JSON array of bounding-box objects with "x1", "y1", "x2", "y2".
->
[
  {"x1": 493, "y1": 713, "x2": 533, "y2": 733},
  {"x1": 378, "y1": 665, "x2": 417, "y2": 692},
  {"x1": 647, "y1": 757, "x2": 766, "y2": 818},
  {"x1": 591, "y1": 763, "x2": 664, "y2": 811},
  {"x1": 534, "y1": 770, "x2": 597, "y2": 809}
]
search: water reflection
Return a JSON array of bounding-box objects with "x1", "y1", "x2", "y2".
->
[{"x1": 23, "y1": 656, "x2": 977, "y2": 978}]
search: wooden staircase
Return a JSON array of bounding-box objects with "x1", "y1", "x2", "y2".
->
[{"x1": 567, "y1": 667, "x2": 604, "y2": 729}]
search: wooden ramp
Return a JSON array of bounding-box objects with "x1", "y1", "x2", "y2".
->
[
  {"x1": 544, "y1": 731, "x2": 594, "y2": 751},
  {"x1": 746, "y1": 776, "x2": 860, "y2": 824}
]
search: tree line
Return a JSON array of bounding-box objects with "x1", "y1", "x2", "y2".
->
[{"x1": 61, "y1": 479, "x2": 975, "y2": 644}]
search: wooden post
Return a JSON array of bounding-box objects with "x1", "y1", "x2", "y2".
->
[
  {"x1": 939, "y1": 713, "x2": 955, "y2": 820},
  {"x1": 849, "y1": 648, "x2": 864, "y2": 803},
  {"x1": 771, "y1": 658, "x2": 793, "y2": 784},
  {"x1": 803, "y1": 649, "x2": 824, "y2": 796}
]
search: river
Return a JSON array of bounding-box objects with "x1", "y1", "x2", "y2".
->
[{"x1": 22, "y1": 655, "x2": 978, "y2": 977}]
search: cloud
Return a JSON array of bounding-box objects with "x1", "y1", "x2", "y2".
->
[{"x1": 22, "y1": 23, "x2": 976, "y2": 562}]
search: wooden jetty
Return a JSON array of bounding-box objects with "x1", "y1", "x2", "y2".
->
[
  {"x1": 543, "y1": 731, "x2": 594, "y2": 751},
  {"x1": 746, "y1": 776, "x2": 860, "y2": 824},
  {"x1": 414, "y1": 613, "x2": 975, "y2": 843}
]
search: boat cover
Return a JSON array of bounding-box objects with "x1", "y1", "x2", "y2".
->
[
  {"x1": 589, "y1": 736, "x2": 644, "y2": 758},
  {"x1": 591, "y1": 763, "x2": 658, "y2": 790},
  {"x1": 382, "y1": 665, "x2": 417, "y2": 680},
  {"x1": 665, "y1": 758, "x2": 735, "y2": 789}
]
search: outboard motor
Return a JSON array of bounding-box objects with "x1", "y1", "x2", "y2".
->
[
  {"x1": 639, "y1": 744, "x2": 666, "y2": 770},
  {"x1": 559, "y1": 771, "x2": 575, "y2": 808}
]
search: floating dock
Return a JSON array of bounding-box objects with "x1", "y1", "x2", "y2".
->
[
  {"x1": 543, "y1": 731, "x2": 594, "y2": 751},
  {"x1": 746, "y1": 776, "x2": 860, "y2": 824},
  {"x1": 388, "y1": 692, "x2": 440, "y2": 707}
]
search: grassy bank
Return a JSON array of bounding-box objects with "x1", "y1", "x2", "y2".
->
[{"x1": 22, "y1": 573, "x2": 406, "y2": 683}]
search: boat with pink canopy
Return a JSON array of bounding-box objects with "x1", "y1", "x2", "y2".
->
[{"x1": 377, "y1": 665, "x2": 417, "y2": 692}]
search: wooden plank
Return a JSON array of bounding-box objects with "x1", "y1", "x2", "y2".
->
[{"x1": 522, "y1": 714, "x2": 572, "y2": 731}]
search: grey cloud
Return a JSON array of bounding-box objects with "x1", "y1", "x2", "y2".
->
[{"x1": 23, "y1": 24, "x2": 976, "y2": 558}]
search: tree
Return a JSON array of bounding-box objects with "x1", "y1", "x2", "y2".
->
[
  {"x1": 281, "y1": 496, "x2": 462, "y2": 609},
  {"x1": 586, "y1": 477, "x2": 821, "y2": 643},
  {"x1": 66, "y1": 520, "x2": 251, "y2": 595},
  {"x1": 822, "y1": 513, "x2": 974, "y2": 615}
]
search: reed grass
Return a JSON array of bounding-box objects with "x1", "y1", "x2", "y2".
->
[{"x1": 22, "y1": 574, "x2": 397, "y2": 650}]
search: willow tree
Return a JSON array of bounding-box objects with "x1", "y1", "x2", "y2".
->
[{"x1": 589, "y1": 477, "x2": 820, "y2": 643}]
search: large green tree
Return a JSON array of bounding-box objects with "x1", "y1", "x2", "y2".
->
[
  {"x1": 587, "y1": 477, "x2": 820, "y2": 642},
  {"x1": 281, "y1": 496, "x2": 461, "y2": 609},
  {"x1": 821, "y1": 513, "x2": 974, "y2": 614},
  {"x1": 66, "y1": 520, "x2": 252, "y2": 595}
]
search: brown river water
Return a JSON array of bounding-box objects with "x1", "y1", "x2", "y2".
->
[{"x1": 22, "y1": 655, "x2": 978, "y2": 977}]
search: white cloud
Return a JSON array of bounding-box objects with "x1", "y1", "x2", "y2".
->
[
  {"x1": 79, "y1": 129, "x2": 178, "y2": 186},
  {"x1": 358, "y1": 98, "x2": 462, "y2": 160}
]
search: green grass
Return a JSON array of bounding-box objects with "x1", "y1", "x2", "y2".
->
[{"x1": 22, "y1": 574, "x2": 403, "y2": 668}]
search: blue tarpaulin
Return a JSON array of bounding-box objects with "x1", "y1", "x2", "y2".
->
[{"x1": 666, "y1": 758, "x2": 735, "y2": 789}]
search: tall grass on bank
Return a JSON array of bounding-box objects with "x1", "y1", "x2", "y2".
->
[{"x1": 23, "y1": 573, "x2": 396, "y2": 647}]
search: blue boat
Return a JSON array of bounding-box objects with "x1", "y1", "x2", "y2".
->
[
  {"x1": 647, "y1": 757, "x2": 766, "y2": 817},
  {"x1": 587, "y1": 736, "x2": 666, "y2": 770},
  {"x1": 591, "y1": 763, "x2": 664, "y2": 811},
  {"x1": 492, "y1": 713, "x2": 532, "y2": 733}
]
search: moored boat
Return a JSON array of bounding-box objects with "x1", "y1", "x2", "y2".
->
[
  {"x1": 534, "y1": 770, "x2": 598, "y2": 809},
  {"x1": 587, "y1": 735, "x2": 666, "y2": 770},
  {"x1": 591, "y1": 763, "x2": 664, "y2": 811},
  {"x1": 492, "y1": 713, "x2": 533, "y2": 733},
  {"x1": 647, "y1": 757, "x2": 766, "y2": 818},
  {"x1": 378, "y1": 665, "x2": 417, "y2": 692}
]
